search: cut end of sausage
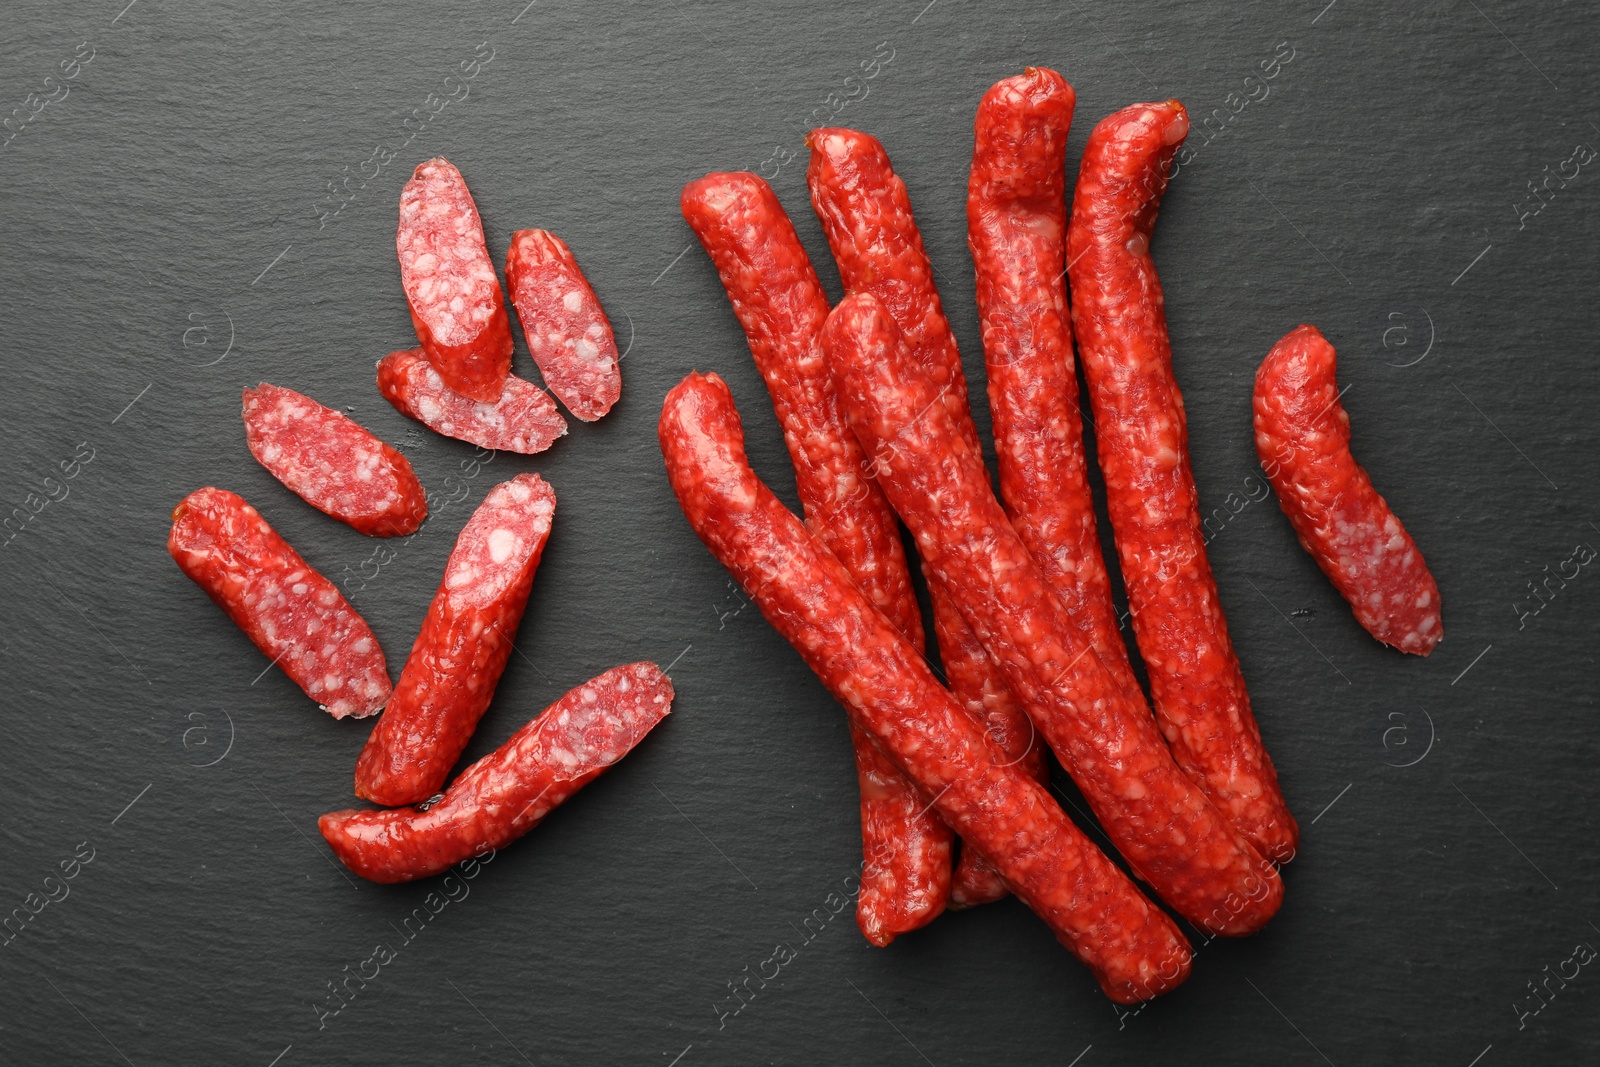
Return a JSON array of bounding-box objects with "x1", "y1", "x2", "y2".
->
[
  {"x1": 504, "y1": 229, "x2": 622, "y2": 422},
  {"x1": 378, "y1": 348, "x2": 568, "y2": 455}
]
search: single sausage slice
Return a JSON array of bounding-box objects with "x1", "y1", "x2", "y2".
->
[
  {"x1": 323, "y1": 661, "x2": 671, "y2": 882},
  {"x1": 681, "y1": 170, "x2": 950, "y2": 944},
  {"x1": 659, "y1": 370, "x2": 1191, "y2": 1003},
  {"x1": 823, "y1": 293, "x2": 1283, "y2": 936},
  {"x1": 354, "y1": 474, "x2": 555, "y2": 806},
  {"x1": 504, "y1": 229, "x2": 622, "y2": 421},
  {"x1": 168, "y1": 487, "x2": 391, "y2": 718},
  {"x1": 243, "y1": 383, "x2": 427, "y2": 537},
  {"x1": 397, "y1": 157, "x2": 514, "y2": 403},
  {"x1": 1066, "y1": 101, "x2": 1298, "y2": 862},
  {"x1": 1254, "y1": 324, "x2": 1443, "y2": 654},
  {"x1": 807, "y1": 127, "x2": 1044, "y2": 903},
  {"x1": 378, "y1": 348, "x2": 568, "y2": 455}
]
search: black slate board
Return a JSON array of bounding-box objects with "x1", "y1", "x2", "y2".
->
[{"x1": 2, "y1": 1, "x2": 1597, "y2": 1063}]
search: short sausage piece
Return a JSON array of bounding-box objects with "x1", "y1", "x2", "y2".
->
[
  {"x1": 824, "y1": 293, "x2": 1283, "y2": 936},
  {"x1": 324, "y1": 662, "x2": 671, "y2": 882},
  {"x1": 378, "y1": 348, "x2": 568, "y2": 455},
  {"x1": 1254, "y1": 324, "x2": 1443, "y2": 654},
  {"x1": 397, "y1": 157, "x2": 514, "y2": 403},
  {"x1": 807, "y1": 128, "x2": 1044, "y2": 902},
  {"x1": 243, "y1": 384, "x2": 427, "y2": 538},
  {"x1": 681, "y1": 171, "x2": 950, "y2": 944},
  {"x1": 504, "y1": 229, "x2": 622, "y2": 421},
  {"x1": 168, "y1": 487, "x2": 391, "y2": 718},
  {"x1": 355, "y1": 474, "x2": 555, "y2": 806},
  {"x1": 1066, "y1": 101, "x2": 1298, "y2": 862},
  {"x1": 659, "y1": 370, "x2": 1191, "y2": 1003}
]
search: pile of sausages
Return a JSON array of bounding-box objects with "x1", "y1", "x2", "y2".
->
[
  {"x1": 663, "y1": 68, "x2": 1441, "y2": 1003},
  {"x1": 169, "y1": 158, "x2": 671, "y2": 884}
]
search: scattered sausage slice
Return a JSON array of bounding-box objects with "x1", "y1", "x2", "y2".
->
[
  {"x1": 659, "y1": 370, "x2": 1191, "y2": 1004},
  {"x1": 397, "y1": 157, "x2": 514, "y2": 403},
  {"x1": 323, "y1": 662, "x2": 671, "y2": 882},
  {"x1": 242, "y1": 383, "x2": 427, "y2": 538},
  {"x1": 378, "y1": 348, "x2": 567, "y2": 455},
  {"x1": 823, "y1": 293, "x2": 1283, "y2": 936},
  {"x1": 505, "y1": 229, "x2": 622, "y2": 421},
  {"x1": 355, "y1": 474, "x2": 555, "y2": 806},
  {"x1": 681, "y1": 170, "x2": 950, "y2": 944},
  {"x1": 167, "y1": 487, "x2": 390, "y2": 718},
  {"x1": 807, "y1": 127, "x2": 1044, "y2": 903},
  {"x1": 1066, "y1": 101, "x2": 1298, "y2": 862},
  {"x1": 1254, "y1": 324, "x2": 1443, "y2": 654}
]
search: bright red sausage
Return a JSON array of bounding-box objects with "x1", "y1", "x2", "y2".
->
[
  {"x1": 807, "y1": 128, "x2": 1044, "y2": 903},
  {"x1": 1066, "y1": 101, "x2": 1298, "y2": 862},
  {"x1": 1254, "y1": 324, "x2": 1443, "y2": 654},
  {"x1": 659, "y1": 370, "x2": 1191, "y2": 1003},
  {"x1": 324, "y1": 662, "x2": 671, "y2": 882},
  {"x1": 397, "y1": 158, "x2": 514, "y2": 403},
  {"x1": 355, "y1": 474, "x2": 555, "y2": 806},
  {"x1": 681, "y1": 171, "x2": 950, "y2": 944},
  {"x1": 504, "y1": 229, "x2": 622, "y2": 422},
  {"x1": 243, "y1": 383, "x2": 427, "y2": 538},
  {"x1": 377, "y1": 348, "x2": 568, "y2": 455},
  {"x1": 823, "y1": 293, "x2": 1283, "y2": 936},
  {"x1": 168, "y1": 487, "x2": 391, "y2": 718}
]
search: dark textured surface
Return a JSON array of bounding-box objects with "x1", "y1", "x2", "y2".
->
[{"x1": 1, "y1": 1, "x2": 1595, "y2": 1063}]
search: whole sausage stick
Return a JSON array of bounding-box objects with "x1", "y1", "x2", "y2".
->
[
  {"x1": 659, "y1": 370, "x2": 1191, "y2": 1003},
  {"x1": 681, "y1": 171, "x2": 950, "y2": 944},
  {"x1": 1066, "y1": 101, "x2": 1298, "y2": 862},
  {"x1": 1254, "y1": 324, "x2": 1443, "y2": 654},
  {"x1": 824, "y1": 293, "x2": 1283, "y2": 936}
]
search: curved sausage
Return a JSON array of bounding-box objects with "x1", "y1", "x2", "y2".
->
[
  {"x1": 324, "y1": 662, "x2": 671, "y2": 882},
  {"x1": 659, "y1": 370, "x2": 1191, "y2": 1003},
  {"x1": 1066, "y1": 101, "x2": 1298, "y2": 862},
  {"x1": 1254, "y1": 324, "x2": 1443, "y2": 653},
  {"x1": 355, "y1": 474, "x2": 555, "y2": 806},
  {"x1": 168, "y1": 487, "x2": 391, "y2": 718},
  {"x1": 681, "y1": 171, "x2": 950, "y2": 944},
  {"x1": 823, "y1": 293, "x2": 1283, "y2": 936}
]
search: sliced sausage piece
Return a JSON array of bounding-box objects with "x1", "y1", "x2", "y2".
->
[
  {"x1": 243, "y1": 383, "x2": 427, "y2": 538},
  {"x1": 167, "y1": 487, "x2": 390, "y2": 718},
  {"x1": 1066, "y1": 101, "x2": 1298, "y2": 862},
  {"x1": 681, "y1": 170, "x2": 949, "y2": 945},
  {"x1": 823, "y1": 293, "x2": 1283, "y2": 937},
  {"x1": 1254, "y1": 324, "x2": 1443, "y2": 654},
  {"x1": 807, "y1": 128, "x2": 1044, "y2": 902},
  {"x1": 354, "y1": 474, "x2": 555, "y2": 806},
  {"x1": 504, "y1": 229, "x2": 622, "y2": 421},
  {"x1": 659, "y1": 370, "x2": 1191, "y2": 1004},
  {"x1": 397, "y1": 157, "x2": 514, "y2": 403},
  {"x1": 323, "y1": 662, "x2": 671, "y2": 882},
  {"x1": 378, "y1": 348, "x2": 567, "y2": 455}
]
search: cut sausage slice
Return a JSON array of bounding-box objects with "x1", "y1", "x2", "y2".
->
[
  {"x1": 323, "y1": 662, "x2": 671, "y2": 882},
  {"x1": 659, "y1": 370, "x2": 1191, "y2": 1004},
  {"x1": 1254, "y1": 324, "x2": 1443, "y2": 654},
  {"x1": 167, "y1": 487, "x2": 390, "y2": 718},
  {"x1": 505, "y1": 229, "x2": 621, "y2": 421},
  {"x1": 242, "y1": 383, "x2": 427, "y2": 538},
  {"x1": 397, "y1": 157, "x2": 514, "y2": 403},
  {"x1": 378, "y1": 348, "x2": 567, "y2": 455},
  {"x1": 354, "y1": 474, "x2": 555, "y2": 806}
]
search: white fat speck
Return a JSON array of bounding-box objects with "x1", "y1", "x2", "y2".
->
[
  {"x1": 562, "y1": 291, "x2": 583, "y2": 313},
  {"x1": 488, "y1": 528, "x2": 518, "y2": 564}
]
